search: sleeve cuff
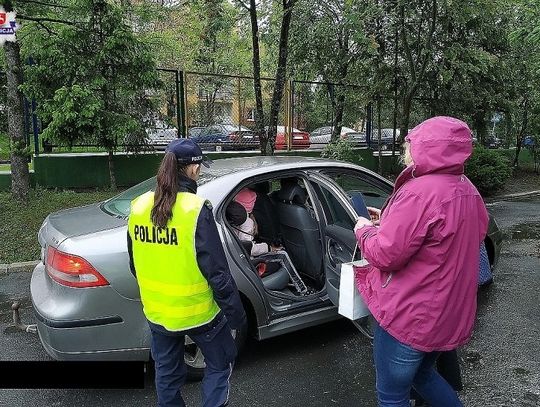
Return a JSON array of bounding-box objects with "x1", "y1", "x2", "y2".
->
[{"x1": 355, "y1": 225, "x2": 376, "y2": 241}]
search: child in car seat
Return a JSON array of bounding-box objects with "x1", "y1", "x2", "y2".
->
[
  {"x1": 226, "y1": 194, "x2": 309, "y2": 295},
  {"x1": 225, "y1": 198, "x2": 281, "y2": 257},
  {"x1": 232, "y1": 188, "x2": 282, "y2": 256}
]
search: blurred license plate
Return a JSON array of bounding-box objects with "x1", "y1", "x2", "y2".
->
[{"x1": 293, "y1": 136, "x2": 303, "y2": 140}]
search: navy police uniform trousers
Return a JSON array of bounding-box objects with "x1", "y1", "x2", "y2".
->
[{"x1": 148, "y1": 313, "x2": 237, "y2": 407}]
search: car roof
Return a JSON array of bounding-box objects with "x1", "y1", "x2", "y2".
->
[
  {"x1": 198, "y1": 155, "x2": 383, "y2": 201},
  {"x1": 275, "y1": 126, "x2": 301, "y2": 132},
  {"x1": 102, "y1": 155, "x2": 389, "y2": 219},
  {"x1": 221, "y1": 124, "x2": 250, "y2": 131},
  {"x1": 203, "y1": 155, "x2": 351, "y2": 175}
]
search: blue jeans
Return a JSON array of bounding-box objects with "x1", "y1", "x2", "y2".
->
[
  {"x1": 149, "y1": 315, "x2": 237, "y2": 407},
  {"x1": 373, "y1": 324, "x2": 463, "y2": 407}
]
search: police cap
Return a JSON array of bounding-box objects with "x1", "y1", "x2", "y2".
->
[{"x1": 166, "y1": 138, "x2": 213, "y2": 168}]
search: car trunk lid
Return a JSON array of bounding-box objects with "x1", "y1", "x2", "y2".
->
[{"x1": 41, "y1": 203, "x2": 126, "y2": 247}]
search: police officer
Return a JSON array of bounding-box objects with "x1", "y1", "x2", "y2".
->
[{"x1": 127, "y1": 138, "x2": 247, "y2": 407}]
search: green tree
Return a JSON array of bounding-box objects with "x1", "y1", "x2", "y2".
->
[
  {"x1": 421, "y1": 0, "x2": 511, "y2": 143},
  {"x1": 21, "y1": 0, "x2": 159, "y2": 190},
  {"x1": 2, "y1": 0, "x2": 30, "y2": 200},
  {"x1": 288, "y1": 0, "x2": 378, "y2": 140},
  {"x1": 193, "y1": 0, "x2": 251, "y2": 126},
  {"x1": 237, "y1": 0, "x2": 297, "y2": 155},
  {"x1": 506, "y1": 0, "x2": 540, "y2": 167}
]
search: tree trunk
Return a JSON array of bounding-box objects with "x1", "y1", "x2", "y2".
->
[
  {"x1": 398, "y1": 0, "x2": 437, "y2": 143},
  {"x1": 5, "y1": 41, "x2": 30, "y2": 201},
  {"x1": 513, "y1": 99, "x2": 528, "y2": 167},
  {"x1": 107, "y1": 150, "x2": 117, "y2": 191},
  {"x1": 391, "y1": 21, "x2": 399, "y2": 157},
  {"x1": 400, "y1": 92, "x2": 413, "y2": 143},
  {"x1": 330, "y1": 60, "x2": 348, "y2": 142},
  {"x1": 473, "y1": 110, "x2": 487, "y2": 146},
  {"x1": 377, "y1": 96, "x2": 383, "y2": 174},
  {"x1": 248, "y1": 0, "x2": 266, "y2": 155},
  {"x1": 331, "y1": 93, "x2": 345, "y2": 142},
  {"x1": 268, "y1": 0, "x2": 296, "y2": 156}
]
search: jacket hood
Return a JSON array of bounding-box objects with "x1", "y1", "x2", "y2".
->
[{"x1": 406, "y1": 116, "x2": 473, "y2": 177}]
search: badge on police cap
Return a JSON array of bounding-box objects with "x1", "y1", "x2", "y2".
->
[{"x1": 166, "y1": 139, "x2": 212, "y2": 168}]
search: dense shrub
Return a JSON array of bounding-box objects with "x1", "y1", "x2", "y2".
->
[
  {"x1": 465, "y1": 147, "x2": 512, "y2": 195},
  {"x1": 321, "y1": 139, "x2": 359, "y2": 163}
]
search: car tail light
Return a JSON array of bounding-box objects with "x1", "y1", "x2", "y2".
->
[{"x1": 46, "y1": 246, "x2": 109, "y2": 288}]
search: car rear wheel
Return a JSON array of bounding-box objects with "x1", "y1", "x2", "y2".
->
[{"x1": 185, "y1": 321, "x2": 248, "y2": 381}]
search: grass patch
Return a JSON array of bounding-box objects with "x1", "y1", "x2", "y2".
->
[
  {"x1": 0, "y1": 188, "x2": 118, "y2": 264},
  {"x1": 0, "y1": 162, "x2": 34, "y2": 172},
  {"x1": 499, "y1": 148, "x2": 536, "y2": 171},
  {"x1": 0, "y1": 132, "x2": 9, "y2": 161}
]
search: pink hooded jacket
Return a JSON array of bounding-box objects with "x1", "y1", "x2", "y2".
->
[{"x1": 355, "y1": 116, "x2": 489, "y2": 352}]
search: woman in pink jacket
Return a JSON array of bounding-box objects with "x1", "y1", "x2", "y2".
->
[{"x1": 354, "y1": 116, "x2": 489, "y2": 407}]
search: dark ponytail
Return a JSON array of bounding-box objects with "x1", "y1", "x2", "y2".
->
[{"x1": 151, "y1": 152, "x2": 179, "y2": 228}]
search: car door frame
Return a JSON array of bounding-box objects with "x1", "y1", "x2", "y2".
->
[
  {"x1": 306, "y1": 167, "x2": 395, "y2": 308},
  {"x1": 304, "y1": 171, "x2": 364, "y2": 306},
  {"x1": 216, "y1": 170, "x2": 343, "y2": 327}
]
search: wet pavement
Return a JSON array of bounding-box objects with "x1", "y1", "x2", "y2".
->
[{"x1": 1, "y1": 195, "x2": 539, "y2": 406}]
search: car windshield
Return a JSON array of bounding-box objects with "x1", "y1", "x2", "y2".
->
[
  {"x1": 101, "y1": 169, "x2": 218, "y2": 218},
  {"x1": 189, "y1": 127, "x2": 204, "y2": 137}
]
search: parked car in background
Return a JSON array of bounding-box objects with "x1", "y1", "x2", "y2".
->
[
  {"x1": 188, "y1": 126, "x2": 205, "y2": 139},
  {"x1": 310, "y1": 126, "x2": 366, "y2": 147},
  {"x1": 486, "y1": 137, "x2": 502, "y2": 149},
  {"x1": 522, "y1": 135, "x2": 535, "y2": 148},
  {"x1": 30, "y1": 156, "x2": 503, "y2": 381},
  {"x1": 191, "y1": 124, "x2": 258, "y2": 151},
  {"x1": 369, "y1": 128, "x2": 400, "y2": 150},
  {"x1": 272, "y1": 126, "x2": 310, "y2": 150},
  {"x1": 146, "y1": 120, "x2": 178, "y2": 149}
]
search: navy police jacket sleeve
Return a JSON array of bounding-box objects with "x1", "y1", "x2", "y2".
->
[
  {"x1": 127, "y1": 231, "x2": 136, "y2": 277},
  {"x1": 195, "y1": 204, "x2": 247, "y2": 330}
]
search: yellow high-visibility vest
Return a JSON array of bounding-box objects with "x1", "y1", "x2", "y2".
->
[{"x1": 128, "y1": 191, "x2": 220, "y2": 331}]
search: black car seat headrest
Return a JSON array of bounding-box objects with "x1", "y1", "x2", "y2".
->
[
  {"x1": 225, "y1": 201, "x2": 248, "y2": 226},
  {"x1": 277, "y1": 183, "x2": 307, "y2": 205},
  {"x1": 252, "y1": 181, "x2": 271, "y2": 195}
]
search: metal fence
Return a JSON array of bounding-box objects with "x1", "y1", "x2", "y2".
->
[
  {"x1": 183, "y1": 71, "x2": 289, "y2": 151},
  {"x1": 25, "y1": 69, "x2": 410, "y2": 156},
  {"x1": 181, "y1": 71, "x2": 404, "y2": 154}
]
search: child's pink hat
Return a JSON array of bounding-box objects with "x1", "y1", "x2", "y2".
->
[{"x1": 234, "y1": 188, "x2": 257, "y2": 213}]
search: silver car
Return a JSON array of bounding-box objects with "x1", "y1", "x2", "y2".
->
[
  {"x1": 310, "y1": 126, "x2": 366, "y2": 146},
  {"x1": 31, "y1": 156, "x2": 503, "y2": 378},
  {"x1": 146, "y1": 120, "x2": 178, "y2": 149}
]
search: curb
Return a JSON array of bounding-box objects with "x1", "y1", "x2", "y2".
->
[
  {"x1": 0, "y1": 260, "x2": 39, "y2": 274},
  {"x1": 486, "y1": 190, "x2": 540, "y2": 204}
]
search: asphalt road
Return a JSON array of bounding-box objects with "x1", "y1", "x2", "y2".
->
[{"x1": 1, "y1": 195, "x2": 539, "y2": 406}]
